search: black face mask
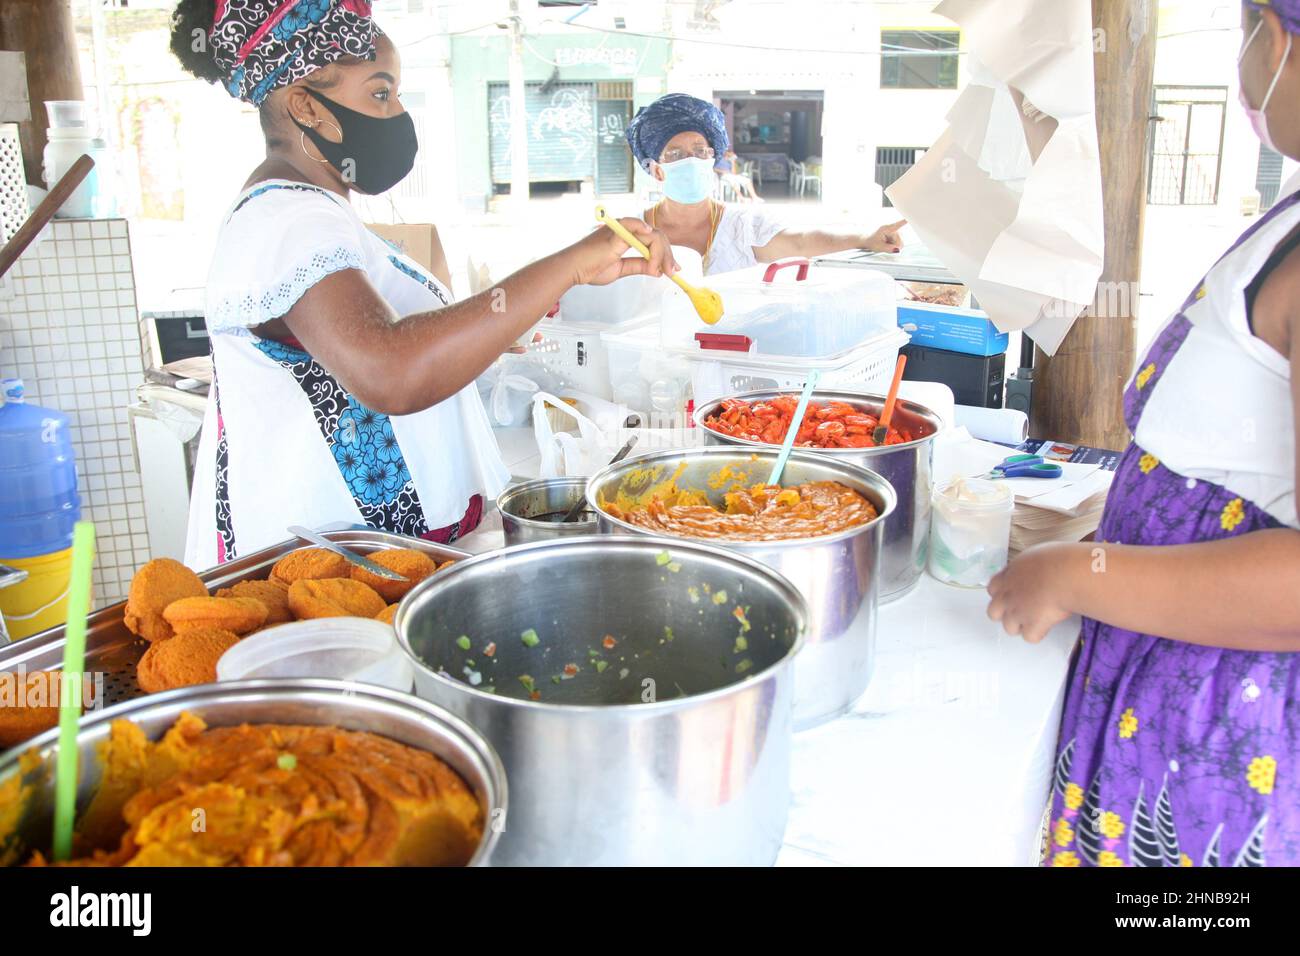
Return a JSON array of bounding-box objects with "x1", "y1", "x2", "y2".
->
[{"x1": 293, "y1": 88, "x2": 418, "y2": 195}]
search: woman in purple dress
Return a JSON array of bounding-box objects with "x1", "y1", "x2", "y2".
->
[{"x1": 988, "y1": 1, "x2": 1300, "y2": 867}]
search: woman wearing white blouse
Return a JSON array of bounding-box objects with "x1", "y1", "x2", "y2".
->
[
  {"x1": 627, "y1": 94, "x2": 906, "y2": 276},
  {"x1": 171, "y1": 1, "x2": 674, "y2": 566}
]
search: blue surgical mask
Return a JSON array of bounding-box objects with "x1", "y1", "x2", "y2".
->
[{"x1": 660, "y1": 156, "x2": 715, "y2": 204}]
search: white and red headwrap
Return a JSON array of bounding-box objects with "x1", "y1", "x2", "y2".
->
[{"x1": 209, "y1": 0, "x2": 379, "y2": 105}]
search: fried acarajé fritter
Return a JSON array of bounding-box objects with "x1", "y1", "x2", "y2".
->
[
  {"x1": 349, "y1": 548, "x2": 438, "y2": 603},
  {"x1": 122, "y1": 558, "x2": 208, "y2": 643},
  {"x1": 0, "y1": 671, "x2": 72, "y2": 749},
  {"x1": 375, "y1": 603, "x2": 400, "y2": 625},
  {"x1": 161, "y1": 596, "x2": 267, "y2": 636},
  {"x1": 136, "y1": 627, "x2": 240, "y2": 694},
  {"x1": 269, "y1": 548, "x2": 350, "y2": 585},
  {"x1": 215, "y1": 579, "x2": 293, "y2": 627},
  {"x1": 287, "y1": 578, "x2": 386, "y2": 620}
]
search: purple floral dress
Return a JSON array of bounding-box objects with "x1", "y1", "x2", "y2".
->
[{"x1": 1043, "y1": 200, "x2": 1299, "y2": 868}]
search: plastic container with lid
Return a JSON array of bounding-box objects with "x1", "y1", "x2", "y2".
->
[
  {"x1": 660, "y1": 258, "x2": 898, "y2": 360},
  {"x1": 41, "y1": 101, "x2": 114, "y2": 219},
  {"x1": 43, "y1": 130, "x2": 112, "y2": 219},
  {"x1": 928, "y1": 477, "x2": 1015, "y2": 588},
  {"x1": 216, "y1": 618, "x2": 414, "y2": 692},
  {"x1": 601, "y1": 323, "x2": 694, "y2": 418}
]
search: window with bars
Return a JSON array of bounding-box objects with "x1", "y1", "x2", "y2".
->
[
  {"x1": 876, "y1": 146, "x2": 927, "y2": 207},
  {"x1": 1147, "y1": 86, "x2": 1226, "y2": 206},
  {"x1": 881, "y1": 30, "x2": 960, "y2": 90}
]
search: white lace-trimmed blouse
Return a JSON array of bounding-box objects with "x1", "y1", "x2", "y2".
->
[
  {"x1": 184, "y1": 179, "x2": 509, "y2": 568},
  {"x1": 704, "y1": 204, "x2": 787, "y2": 275}
]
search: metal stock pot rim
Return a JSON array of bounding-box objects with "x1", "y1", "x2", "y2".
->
[
  {"x1": 394, "y1": 535, "x2": 809, "y2": 714},
  {"x1": 495, "y1": 477, "x2": 598, "y2": 529},
  {"x1": 691, "y1": 387, "x2": 943, "y2": 454},
  {"x1": 584, "y1": 446, "x2": 899, "y2": 550},
  {"x1": 0, "y1": 677, "x2": 508, "y2": 867}
]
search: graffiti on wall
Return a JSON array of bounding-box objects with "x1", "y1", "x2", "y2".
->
[
  {"x1": 489, "y1": 86, "x2": 595, "y2": 169},
  {"x1": 598, "y1": 109, "x2": 625, "y2": 146}
]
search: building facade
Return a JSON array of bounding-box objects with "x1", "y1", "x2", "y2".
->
[{"x1": 449, "y1": 28, "x2": 671, "y2": 210}]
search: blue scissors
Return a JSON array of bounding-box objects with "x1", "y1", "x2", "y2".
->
[{"x1": 984, "y1": 454, "x2": 1063, "y2": 480}]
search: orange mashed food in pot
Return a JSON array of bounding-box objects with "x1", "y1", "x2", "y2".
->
[
  {"x1": 605, "y1": 480, "x2": 878, "y2": 542},
  {"x1": 27, "y1": 712, "x2": 483, "y2": 867}
]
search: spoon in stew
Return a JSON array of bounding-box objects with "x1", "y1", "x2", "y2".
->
[{"x1": 559, "y1": 434, "x2": 639, "y2": 522}]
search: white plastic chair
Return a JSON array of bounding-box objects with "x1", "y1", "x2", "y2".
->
[
  {"x1": 789, "y1": 160, "x2": 805, "y2": 195},
  {"x1": 801, "y1": 164, "x2": 822, "y2": 198}
]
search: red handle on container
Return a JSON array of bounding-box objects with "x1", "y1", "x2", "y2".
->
[
  {"x1": 761, "y1": 258, "x2": 811, "y2": 284},
  {"x1": 695, "y1": 332, "x2": 753, "y2": 353}
]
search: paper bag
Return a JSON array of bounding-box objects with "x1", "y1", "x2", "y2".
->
[{"x1": 886, "y1": 0, "x2": 1104, "y2": 355}]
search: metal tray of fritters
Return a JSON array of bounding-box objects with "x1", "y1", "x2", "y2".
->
[{"x1": 0, "y1": 530, "x2": 470, "y2": 707}]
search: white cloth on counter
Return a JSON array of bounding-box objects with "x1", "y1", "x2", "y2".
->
[{"x1": 185, "y1": 179, "x2": 509, "y2": 568}]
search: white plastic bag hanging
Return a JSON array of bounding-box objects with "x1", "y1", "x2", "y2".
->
[
  {"x1": 531, "y1": 390, "x2": 632, "y2": 478},
  {"x1": 492, "y1": 374, "x2": 540, "y2": 427}
]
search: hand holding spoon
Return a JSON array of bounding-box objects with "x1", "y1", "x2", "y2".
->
[{"x1": 595, "y1": 205, "x2": 725, "y2": 325}]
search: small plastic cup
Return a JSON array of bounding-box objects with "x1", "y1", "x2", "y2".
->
[
  {"x1": 928, "y1": 477, "x2": 1015, "y2": 588},
  {"x1": 216, "y1": 618, "x2": 413, "y2": 691},
  {"x1": 44, "y1": 100, "x2": 88, "y2": 129}
]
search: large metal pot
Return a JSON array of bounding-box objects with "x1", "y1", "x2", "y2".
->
[
  {"x1": 0, "y1": 679, "x2": 505, "y2": 867},
  {"x1": 396, "y1": 536, "x2": 807, "y2": 866},
  {"x1": 586, "y1": 447, "x2": 895, "y2": 730},
  {"x1": 694, "y1": 388, "x2": 941, "y2": 601},
  {"x1": 497, "y1": 477, "x2": 598, "y2": 546}
]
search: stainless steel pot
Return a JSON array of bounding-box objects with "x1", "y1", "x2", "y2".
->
[
  {"x1": 586, "y1": 447, "x2": 895, "y2": 730},
  {"x1": 395, "y1": 536, "x2": 807, "y2": 866},
  {"x1": 694, "y1": 388, "x2": 941, "y2": 601},
  {"x1": 496, "y1": 477, "x2": 597, "y2": 546},
  {"x1": 0, "y1": 679, "x2": 505, "y2": 867}
]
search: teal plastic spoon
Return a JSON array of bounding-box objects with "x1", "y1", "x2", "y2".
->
[{"x1": 766, "y1": 371, "x2": 820, "y2": 486}]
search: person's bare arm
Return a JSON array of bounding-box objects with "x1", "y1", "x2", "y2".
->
[
  {"x1": 263, "y1": 220, "x2": 673, "y2": 416},
  {"x1": 987, "y1": 532, "x2": 1300, "y2": 650},
  {"x1": 755, "y1": 219, "x2": 906, "y2": 261},
  {"x1": 988, "y1": 255, "x2": 1300, "y2": 650}
]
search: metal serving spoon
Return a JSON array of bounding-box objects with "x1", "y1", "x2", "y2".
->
[{"x1": 285, "y1": 525, "x2": 409, "y2": 581}]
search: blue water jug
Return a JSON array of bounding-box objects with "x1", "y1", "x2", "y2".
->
[{"x1": 0, "y1": 379, "x2": 81, "y2": 558}]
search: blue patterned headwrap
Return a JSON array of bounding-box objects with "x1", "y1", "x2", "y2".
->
[{"x1": 625, "y1": 94, "x2": 730, "y2": 172}]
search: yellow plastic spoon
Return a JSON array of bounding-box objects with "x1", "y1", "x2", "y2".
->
[{"x1": 595, "y1": 205, "x2": 725, "y2": 325}]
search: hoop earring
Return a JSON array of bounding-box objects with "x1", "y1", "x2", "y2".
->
[{"x1": 299, "y1": 120, "x2": 342, "y2": 164}]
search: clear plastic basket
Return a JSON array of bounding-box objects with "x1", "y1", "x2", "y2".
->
[
  {"x1": 523, "y1": 315, "x2": 656, "y2": 401},
  {"x1": 661, "y1": 258, "x2": 898, "y2": 359},
  {"x1": 686, "y1": 327, "x2": 911, "y2": 407}
]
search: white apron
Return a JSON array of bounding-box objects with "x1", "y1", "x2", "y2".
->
[{"x1": 184, "y1": 180, "x2": 509, "y2": 568}]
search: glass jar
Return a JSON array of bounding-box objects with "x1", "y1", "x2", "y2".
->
[{"x1": 928, "y1": 477, "x2": 1015, "y2": 588}]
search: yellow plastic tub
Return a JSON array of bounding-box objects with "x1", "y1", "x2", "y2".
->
[{"x1": 0, "y1": 547, "x2": 73, "y2": 641}]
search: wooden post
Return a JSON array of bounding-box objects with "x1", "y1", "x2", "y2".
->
[
  {"x1": 0, "y1": 0, "x2": 84, "y2": 186},
  {"x1": 1029, "y1": 0, "x2": 1158, "y2": 450}
]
